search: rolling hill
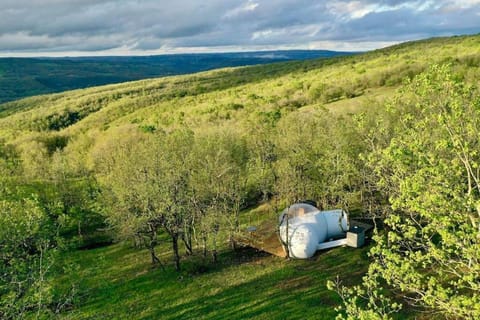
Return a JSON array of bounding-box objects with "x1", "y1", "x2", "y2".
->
[
  {"x1": 1, "y1": 34, "x2": 479, "y2": 319},
  {"x1": 0, "y1": 50, "x2": 353, "y2": 104},
  {"x1": 0, "y1": 35, "x2": 478, "y2": 142}
]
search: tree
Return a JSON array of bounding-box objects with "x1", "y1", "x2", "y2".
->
[
  {"x1": 274, "y1": 109, "x2": 364, "y2": 210},
  {"x1": 17, "y1": 137, "x2": 49, "y2": 180},
  {"x1": 215, "y1": 132, "x2": 250, "y2": 250},
  {"x1": 189, "y1": 129, "x2": 249, "y2": 260},
  {"x1": 0, "y1": 140, "x2": 20, "y2": 178},
  {"x1": 100, "y1": 127, "x2": 193, "y2": 271},
  {"x1": 157, "y1": 130, "x2": 193, "y2": 270},
  {"x1": 332, "y1": 65, "x2": 480, "y2": 319},
  {"x1": 49, "y1": 150, "x2": 102, "y2": 242},
  {"x1": 0, "y1": 194, "x2": 55, "y2": 319},
  {"x1": 246, "y1": 111, "x2": 281, "y2": 203},
  {"x1": 274, "y1": 112, "x2": 326, "y2": 204}
]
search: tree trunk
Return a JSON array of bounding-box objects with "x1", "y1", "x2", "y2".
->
[
  {"x1": 182, "y1": 230, "x2": 193, "y2": 256},
  {"x1": 229, "y1": 235, "x2": 237, "y2": 251},
  {"x1": 77, "y1": 220, "x2": 82, "y2": 237},
  {"x1": 148, "y1": 225, "x2": 165, "y2": 270},
  {"x1": 149, "y1": 242, "x2": 160, "y2": 265},
  {"x1": 172, "y1": 233, "x2": 181, "y2": 271},
  {"x1": 212, "y1": 230, "x2": 218, "y2": 264},
  {"x1": 202, "y1": 234, "x2": 207, "y2": 258},
  {"x1": 230, "y1": 201, "x2": 240, "y2": 251}
]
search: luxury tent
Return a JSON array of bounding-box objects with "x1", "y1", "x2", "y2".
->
[
  {"x1": 278, "y1": 203, "x2": 364, "y2": 259},
  {"x1": 235, "y1": 202, "x2": 369, "y2": 259}
]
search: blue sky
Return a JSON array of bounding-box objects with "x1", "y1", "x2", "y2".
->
[{"x1": 0, "y1": 0, "x2": 479, "y2": 56}]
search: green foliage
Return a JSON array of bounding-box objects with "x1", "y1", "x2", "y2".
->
[
  {"x1": 0, "y1": 194, "x2": 55, "y2": 319},
  {"x1": 0, "y1": 139, "x2": 20, "y2": 176},
  {"x1": 273, "y1": 110, "x2": 365, "y2": 209},
  {"x1": 333, "y1": 65, "x2": 480, "y2": 319},
  {"x1": 99, "y1": 127, "x2": 252, "y2": 268},
  {"x1": 327, "y1": 269, "x2": 402, "y2": 320}
]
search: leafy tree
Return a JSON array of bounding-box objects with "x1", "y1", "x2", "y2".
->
[
  {"x1": 0, "y1": 194, "x2": 55, "y2": 319},
  {"x1": 274, "y1": 109, "x2": 364, "y2": 209},
  {"x1": 189, "y1": 129, "x2": 249, "y2": 260},
  {"x1": 101, "y1": 128, "x2": 193, "y2": 271},
  {"x1": 332, "y1": 65, "x2": 480, "y2": 319},
  {"x1": 0, "y1": 140, "x2": 20, "y2": 178},
  {"x1": 48, "y1": 150, "x2": 103, "y2": 243},
  {"x1": 246, "y1": 116, "x2": 279, "y2": 203},
  {"x1": 16, "y1": 138, "x2": 50, "y2": 179},
  {"x1": 274, "y1": 112, "x2": 326, "y2": 203}
]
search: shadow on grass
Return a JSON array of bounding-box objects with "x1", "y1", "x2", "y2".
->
[
  {"x1": 139, "y1": 248, "x2": 364, "y2": 319},
  {"x1": 62, "y1": 243, "x2": 373, "y2": 320}
]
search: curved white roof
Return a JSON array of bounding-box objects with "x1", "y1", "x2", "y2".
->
[{"x1": 280, "y1": 203, "x2": 319, "y2": 221}]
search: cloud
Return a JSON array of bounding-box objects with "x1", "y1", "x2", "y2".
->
[
  {"x1": 224, "y1": 0, "x2": 259, "y2": 18},
  {"x1": 0, "y1": 0, "x2": 478, "y2": 56},
  {"x1": 327, "y1": 1, "x2": 378, "y2": 20}
]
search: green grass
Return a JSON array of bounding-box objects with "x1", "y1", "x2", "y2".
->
[
  {"x1": 52, "y1": 201, "x2": 411, "y2": 320},
  {"x1": 56, "y1": 241, "x2": 371, "y2": 320}
]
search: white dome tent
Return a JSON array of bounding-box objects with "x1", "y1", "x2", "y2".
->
[{"x1": 278, "y1": 202, "x2": 364, "y2": 259}]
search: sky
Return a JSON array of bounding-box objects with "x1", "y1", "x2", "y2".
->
[{"x1": 0, "y1": 0, "x2": 479, "y2": 57}]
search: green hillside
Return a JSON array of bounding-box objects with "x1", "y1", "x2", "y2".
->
[
  {"x1": 1, "y1": 35, "x2": 479, "y2": 141},
  {"x1": 0, "y1": 51, "x2": 351, "y2": 104},
  {"x1": 1, "y1": 34, "x2": 479, "y2": 319}
]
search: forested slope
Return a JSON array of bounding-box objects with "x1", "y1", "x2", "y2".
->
[
  {"x1": 0, "y1": 34, "x2": 479, "y2": 319},
  {"x1": 0, "y1": 35, "x2": 478, "y2": 140},
  {"x1": 0, "y1": 50, "x2": 351, "y2": 104}
]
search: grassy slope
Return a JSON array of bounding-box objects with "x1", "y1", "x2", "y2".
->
[
  {"x1": 0, "y1": 51, "x2": 351, "y2": 104},
  {"x1": 52, "y1": 206, "x2": 420, "y2": 320},
  {"x1": 1, "y1": 35, "x2": 479, "y2": 145},
  {"x1": 2, "y1": 35, "x2": 478, "y2": 319},
  {"x1": 58, "y1": 241, "x2": 371, "y2": 320}
]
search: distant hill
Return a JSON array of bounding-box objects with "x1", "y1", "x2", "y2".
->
[
  {"x1": 0, "y1": 50, "x2": 354, "y2": 103},
  {"x1": 1, "y1": 35, "x2": 478, "y2": 140}
]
